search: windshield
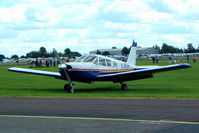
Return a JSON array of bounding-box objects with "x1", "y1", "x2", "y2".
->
[
  {"x1": 75, "y1": 56, "x2": 86, "y2": 62},
  {"x1": 84, "y1": 56, "x2": 97, "y2": 62}
]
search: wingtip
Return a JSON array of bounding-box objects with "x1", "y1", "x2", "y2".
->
[{"x1": 180, "y1": 63, "x2": 191, "y2": 68}]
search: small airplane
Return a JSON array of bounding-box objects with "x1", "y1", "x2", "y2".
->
[{"x1": 8, "y1": 42, "x2": 191, "y2": 93}]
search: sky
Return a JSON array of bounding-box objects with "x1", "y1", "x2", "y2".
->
[{"x1": 0, "y1": 0, "x2": 199, "y2": 57}]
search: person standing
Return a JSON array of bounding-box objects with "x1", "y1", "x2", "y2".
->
[
  {"x1": 151, "y1": 56, "x2": 155, "y2": 64},
  {"x1": 187, "y1": 55, "x2": 190, "y2": 62},
  {"x1": 155, "y1": 55, "x2": 159, "y2": 64}
]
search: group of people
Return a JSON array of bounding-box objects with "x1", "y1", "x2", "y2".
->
[
  {"x1": 176, "y1": 56, "x2": 197, "y2": 63},
  {"x1": 31, "y1": 58, "x2": 59, "y2": 68},
  {"x1": 186, "y1": 56, "x2": 197, "y2": 63},
  {"x1": 151, "y1": 55, "x2": 198, "y2": 64}
]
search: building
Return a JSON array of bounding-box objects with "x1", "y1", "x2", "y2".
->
[
  {"x1": 136, "y1": 47, "x2": 159, "y2": 55},
  {"x1": 89, "y1": 47, "x2": 158, "y2": 56},
  {"x1": 90, "y1": 48, "x2": 122, "y2": 55}
]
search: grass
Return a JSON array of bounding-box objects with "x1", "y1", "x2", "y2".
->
[{"x1": 0, "y1": 60, "x2": 199, "y2": 99}]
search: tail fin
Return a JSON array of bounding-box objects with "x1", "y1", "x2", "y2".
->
[{"x1": 127, "y1": 41, "x2": 137, "y2": 66}]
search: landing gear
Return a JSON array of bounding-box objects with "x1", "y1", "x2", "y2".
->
[
  {"x1": 59, "y1": 66, "x2": 75, "y2": 93},
  {"x1": 64, "y1": 84, "x2": 75, "y2": 93},
  {"x1": 120, "y1": 83, "x2": 128, "y2": 91}
]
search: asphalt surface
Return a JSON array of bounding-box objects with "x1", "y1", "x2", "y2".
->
[{"x1": 0, "y1": 97, "x2": 199, "y2": 133}]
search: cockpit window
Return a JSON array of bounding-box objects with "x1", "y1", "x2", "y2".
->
[
  {"x1": 75, "y1": 56, "x2": 86, "y2": 62},
  {"x1": 84, "y1": 56, "x2": 97, "y2": 62}
]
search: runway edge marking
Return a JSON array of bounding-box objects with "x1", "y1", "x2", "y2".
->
[{"x1": 0, "y1": 115, "x2": 199, "y2": 125}]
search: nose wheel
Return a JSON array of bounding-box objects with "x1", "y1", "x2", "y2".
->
[
  {"x1": 60, "y1": 67, "x2": 75, "y2": 93},
  {"x1": 121, "y1": 83, "x2": 128, "y2": 91},
  {"x1": 64, "y1": 84, "x2": 75, "y2": 93}
]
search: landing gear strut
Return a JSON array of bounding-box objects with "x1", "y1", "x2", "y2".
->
[
  {"x1": 120, "y1": 83, "x2": 128, "y2": 91},
  {"x1": 60, "y1": 65, "x2": 75, "y2": 93}
]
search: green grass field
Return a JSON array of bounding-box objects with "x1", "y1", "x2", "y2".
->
[{"x1": 0, "y1": 60, "x2": 198, "y2": 99}]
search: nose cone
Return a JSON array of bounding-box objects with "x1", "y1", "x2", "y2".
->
[
  {"x1": 180, "y1": 63, "x2": 191, "y2": 68},
  {"x1": 58, "y1": 64, "x2": 67, "y2": 69}
]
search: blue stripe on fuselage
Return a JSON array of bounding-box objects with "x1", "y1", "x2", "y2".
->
[
  {"x1": 67, "y1": 70, "x2": 98, "y2": 81},
  {"x1": 67, "y1": 69, "x2": 126, "y2": 82}
]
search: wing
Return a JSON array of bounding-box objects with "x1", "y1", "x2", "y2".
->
[
  {"x1": 97, "y1": 64, "x2": 191, "y2": 82},
  {"x1": 8, "y1": 67, "x2": 61, "y2": 78}
]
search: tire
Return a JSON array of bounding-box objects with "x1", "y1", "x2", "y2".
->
[
  {"x1": 64, "y1": 84, "x2": 70, "y2": 91},
  {"x1": 69, "y1": 87, "x2": 74, "y2": 93},
  {"x1": 64, "y1": 84, "x2": 74, "y2": 93}
]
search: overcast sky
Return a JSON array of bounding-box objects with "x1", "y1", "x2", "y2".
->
[{"x1": 0, "y1": 0, "x2": 199, "y2": 57}]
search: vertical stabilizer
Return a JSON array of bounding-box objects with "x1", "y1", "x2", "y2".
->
[{"x1": 127, "y1": 40, "x2": 137, "y2": 66}]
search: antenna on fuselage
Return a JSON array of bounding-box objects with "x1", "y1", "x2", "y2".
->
[{"x1": 126, "y1": 40, "x2": 137, "y2": 66}]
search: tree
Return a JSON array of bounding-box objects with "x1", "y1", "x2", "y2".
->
[
  {"x1": 39, "y1": 47, "x2": 47, "y2": 57},
  {"x1": 102, "y1": 51, "x2": 110, "y2": 56},
  {"x1": 20, "y1": 55, "x2": 26, "y2": 58},
  {"x1": 63, "y1": 48, "x2": 81, "y2": 58},
  {"x1": 58, "y1": 52, "x2": 64, "y2": 57},
  {"x1": 197, "y1": 46, "x2": 199, "y2": 52},
  {"x1": 11, "y1": 55, "x2": 19, "y2": 59},
  {"x1": 160, "y1": 43, "x2": 182, "y2": 53},
  {"x1": 186, "y1": 43, "x2": 196, "y2": 53},
  {"x1": 70, "y1": 52, "x2": 81, "y2": 57},
  {"x1": 0, "y1": 54, "x2": 5, "y2": 59},
  {"x1": 121, "y1": 47, "x2": 129, "y2": 55},
  {"x1": 64, "y1": 48, "x2": 71, "y2": 55},
  {"x1": 96, "y1": 50, "x2": 101, "y2": 55},
  {"x1": 26, "y1": 51, "x2": 40, "y2": 58},
  {"x1": 49, "y1": 51, "x2": 56, "y2": 57},
  {"x1": 152, "y1": 45, "x2": 161, "y2": 53},
  {"x1": 161, "y1": 43, "x2": 170, "y2": 53},
  {"x1": 0, "y1": 54, "x2": 5, "y2": 62}
]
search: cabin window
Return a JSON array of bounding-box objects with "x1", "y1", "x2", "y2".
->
[
  {"x1": 113, "y1": 61, "x2": 118, "y2": 68},
  {"x1": 124, "y1": 64, "x2": 130, "y2": 69},
  {"x1": 106, "y1": 59, "x2": 111, "y2": 67},
  {"x1": 121, "y1": 63, "x2": 130, "y2": 69},
  {"x1": 99, "y1": 57, "x2": 106, "y2": 66}
]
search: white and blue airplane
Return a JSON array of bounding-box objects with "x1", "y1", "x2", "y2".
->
[{"x1": 8, "y1": 44, "x2": 191, "y2": 93}]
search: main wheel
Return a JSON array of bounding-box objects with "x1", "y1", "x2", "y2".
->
[{"x1": 121, "y1": 84, "x2": 128, "y2": 91}]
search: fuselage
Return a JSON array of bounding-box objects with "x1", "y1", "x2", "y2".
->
[{"x1": 58, "y1": 54, "x2": 134, "y2": 82}]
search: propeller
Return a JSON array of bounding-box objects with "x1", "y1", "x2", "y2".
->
[{"x1": 53, "y1": 48, "x2": 74, "y2": 93}]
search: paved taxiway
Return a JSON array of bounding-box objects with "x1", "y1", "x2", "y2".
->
[{"x1": 0, "y1": 97, "x2": 199, "y2": 133}]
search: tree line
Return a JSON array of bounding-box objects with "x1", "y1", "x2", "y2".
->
[
  {"x1": 0, "y1": 47, "x2": 81, "y2": 60},
  {"x1": 1, "y1": 43, "x2": 199, "y2": 60},
  {"x1": 121, "y1": 43, "x2": 199, "y2": 55},
  {"x1": 153, "y1": 43, "x2": 198, "y2": 54}
]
